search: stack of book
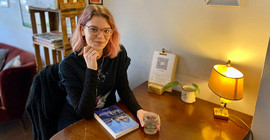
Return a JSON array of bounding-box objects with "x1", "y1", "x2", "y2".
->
[{"x1": 33, "y1": 31, "x2": 70, "y2": 49}]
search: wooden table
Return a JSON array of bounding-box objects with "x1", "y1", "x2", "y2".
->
[{"x1": 50, "y1": 81, "x2": 253, "y2": 140}]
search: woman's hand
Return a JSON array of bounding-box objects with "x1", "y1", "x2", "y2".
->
[
  {"x1": 83, "y1": 46, "x2": 99, "y2": 70},
  {"x1": 137, "y1": 109, "x2": 160, "y2": 131}
]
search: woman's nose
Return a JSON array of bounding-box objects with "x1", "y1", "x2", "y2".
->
[{"x1": 96, "y1": 31, "x2": 105, "y2": 38}]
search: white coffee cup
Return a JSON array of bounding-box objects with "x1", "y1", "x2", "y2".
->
[{"x1": 181, "y1": 85, "x2": 196, "y2": 103}]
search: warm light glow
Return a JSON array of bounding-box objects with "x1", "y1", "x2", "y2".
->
[
  {"x1": 227, "y1": 47, "x2": 255, "y2": 63},
  {"x1": 208, "y1": 64, "x2": 244, "y2": 100},
  {"x1": 202, "y1": 126, "x2": 230, "y2": 140},
  {"x1": 214, "y1": 65, "x2": 243, "y2": 78}
]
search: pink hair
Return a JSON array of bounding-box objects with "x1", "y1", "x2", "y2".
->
[{"x1": 71, "y1": 5, "x2": 120, "y2": 58}]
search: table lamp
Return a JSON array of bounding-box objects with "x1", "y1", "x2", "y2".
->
[{"x1": 208, "y1": 60, "x2": 243, "y2": 120}]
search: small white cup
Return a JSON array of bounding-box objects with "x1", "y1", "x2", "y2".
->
[{"x1": 181, "y1": 85, "x2": 196, "y2": 103}]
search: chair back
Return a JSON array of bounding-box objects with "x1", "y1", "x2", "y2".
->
[{"x1": 59, "y1": 0, "x2": 85, "y2": 57}]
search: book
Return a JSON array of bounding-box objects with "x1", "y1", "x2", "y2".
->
[
  {"x1": 33, "y1": 38, "x2": 63, "y2": 46},
  {"x1": 33, "y1": 31, "x2": 71, "y2": 44},
  {"x1": 33, "y1": 41, "x2": 63, "y2": 49},
  {"x1": 33, "y1": 31, "x2": 62, "y2": 44},
  {"x1": 94, "y1": 105, "x2": 139, "y2": 139},
  {"x1": 148, "y1": 50, "x2": 178, "y2": 94}
]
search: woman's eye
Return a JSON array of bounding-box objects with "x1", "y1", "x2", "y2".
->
[
  {"x1": 104, "y1": 29, "x2": 111, "y2": 33},
  {"x1": 90, "y1": 28, "x2": 98, "y2": 32}
]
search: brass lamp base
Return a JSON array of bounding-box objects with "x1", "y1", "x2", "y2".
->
[{"x1": 213, "y1": 108, "x2": 229, "y2": 120}]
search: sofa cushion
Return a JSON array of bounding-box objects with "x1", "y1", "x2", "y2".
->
[
  {"x1": 2, "y1": 55, "x2": 21, "y2": 70},
  {"x1": 0, "y1": 49, "x2": 9, "y2": 71}
]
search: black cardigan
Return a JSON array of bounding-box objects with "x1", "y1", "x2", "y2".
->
[{"x1": 26, "y1": 63, "x2": 66, "y2": 140}]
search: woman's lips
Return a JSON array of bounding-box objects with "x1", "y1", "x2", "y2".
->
[{"x1": 94, "y1": 41, "x2": 104, "y2": 45}]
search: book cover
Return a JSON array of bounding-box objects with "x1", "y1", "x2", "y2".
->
[{"x1": 94, "y1": 105, "x2": 139, "y2": 139}]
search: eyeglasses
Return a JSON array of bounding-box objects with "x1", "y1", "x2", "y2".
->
[{"x1": 84, "y1": 25, "x2": 113, "y2": 37}]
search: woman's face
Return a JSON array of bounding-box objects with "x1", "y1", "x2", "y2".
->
[{"x1": 81, "y1": 16, "x2": 112, "y2": 52}]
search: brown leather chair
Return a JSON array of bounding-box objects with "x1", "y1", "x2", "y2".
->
[{"x1": 0, "y1": 43, "x2": 36, "y2": 127}]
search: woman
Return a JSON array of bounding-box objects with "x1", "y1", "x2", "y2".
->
[{"x1": 58, "y1": 5, "x2": 160, "y2": 131}]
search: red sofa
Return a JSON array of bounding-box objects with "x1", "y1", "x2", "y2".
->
[{"x1": 0, "y1": 43, "x2": 36, "y2": 123}]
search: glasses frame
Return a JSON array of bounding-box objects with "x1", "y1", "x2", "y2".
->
[{"x1": 84, "y1": 25, "x2": 113, "y2": 37}]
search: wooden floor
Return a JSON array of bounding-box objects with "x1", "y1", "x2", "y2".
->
[{"x1": 0, "y1": 112, "x2": 33, "y2": 140}]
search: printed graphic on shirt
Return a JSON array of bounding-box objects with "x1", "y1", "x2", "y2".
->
[
  {"x1": 95, "y1": 60, "x2": 112, "y2": 109},
  {"x1": 96, "y1": 91, "x2": 111, "y2": 109},
  {"x1": 98, "y1": 69, "x2": 106, "y2": 83}
]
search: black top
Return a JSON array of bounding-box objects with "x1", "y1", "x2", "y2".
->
[{"x1": 58, "y1": 45, "x2": 142, "y2": 120}]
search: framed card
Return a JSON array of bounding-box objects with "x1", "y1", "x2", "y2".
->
[
  {"x1": 0, "y1": 0, "x2": 9, "y2": 7},
  {"x1": 205, "y1": 0, "x2": 240, "y2": 6},
  {"x1": 19, "y1": 0, "x2": 31, "y2": 27},
  {"x1": 148, "y1": 50, "x2": 178, "y2": 93},
  {"x1": 89, "y1": 0, "x2": 103, "y2": 5}
]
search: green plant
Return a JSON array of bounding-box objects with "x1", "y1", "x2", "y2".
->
[{"x1": 162, "y1": 81, "x2": 200, "y2": 94}]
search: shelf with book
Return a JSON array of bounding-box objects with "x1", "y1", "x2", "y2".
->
[
  {"x1": 29, "y1": 6, "x2": 60, "y2": 71},
  {"x1": 33, "y1": 31, "x2": 71, "y2": 49},
  {"x1": 29, "y1": 0, "x2": 85, "y2": 72}
]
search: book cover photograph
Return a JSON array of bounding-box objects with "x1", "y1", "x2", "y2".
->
[{"x1": 94, "y1": 105, "x2": 139, "y2": 139}]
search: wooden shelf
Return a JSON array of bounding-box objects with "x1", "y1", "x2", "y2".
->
[
  {"x1": 29, "y1": 0, "x2": 85, "y2": 72},
  {"x1": 33, "y1": 42, "x2": 63, "y2": 50}
]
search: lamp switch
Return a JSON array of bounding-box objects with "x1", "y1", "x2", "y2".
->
[{"x1": 214, "y1": 108, "x2": 229, "y2": 120}]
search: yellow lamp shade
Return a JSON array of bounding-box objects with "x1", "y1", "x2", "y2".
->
[{"x1": 208, "y1": 64, "x2": 244, "y2": 100}]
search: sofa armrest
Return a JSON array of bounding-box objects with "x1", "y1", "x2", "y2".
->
[{"x1": 0, "y1": 62, "x2": 36, "y2": 112}]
